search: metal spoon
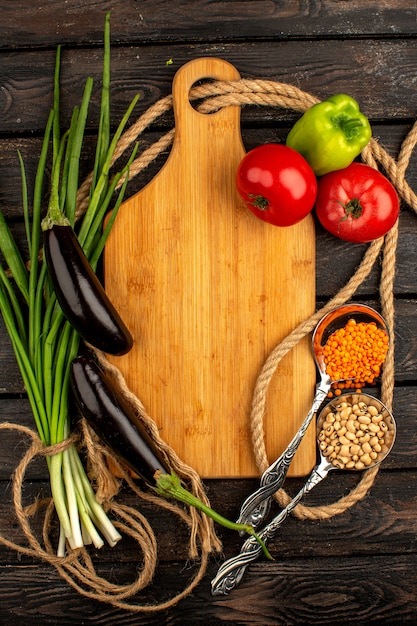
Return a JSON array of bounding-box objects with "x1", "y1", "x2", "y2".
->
[
  {"x1": 235, "y1": 303, "x2": 389, "y2": 531},
  {"x1": 212, "y1": 393, "x2": 396, "y2": 596}
]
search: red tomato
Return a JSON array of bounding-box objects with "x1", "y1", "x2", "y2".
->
[
  {"x1": 315, "y1": 163, "x2": 400, "y2": 243},
  {"x1": 236, "y1": 144, "x2": 317, "y2": 227}
]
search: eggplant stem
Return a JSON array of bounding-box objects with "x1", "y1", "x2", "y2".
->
[{"x1": 154, "y1": 471, "x2": 273, "y2": 560}]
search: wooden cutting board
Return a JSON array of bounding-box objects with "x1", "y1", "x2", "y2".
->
[{"x1": 104, "y1": 58, "x2": 316, "y2": 478}]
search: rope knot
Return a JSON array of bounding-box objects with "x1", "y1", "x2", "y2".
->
[{"x1": 40, "y1": 433, "x2": 79, "y2": 457}]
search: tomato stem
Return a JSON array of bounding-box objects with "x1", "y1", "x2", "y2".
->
[
  {"x1": 339, "y1": 198, "x2": 363, "y2": 221},
  {"x1": 248, "y1": 193, "x2": 269, "y2": 211}
]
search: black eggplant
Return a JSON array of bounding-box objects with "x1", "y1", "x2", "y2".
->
[
  {"x1": 70, "y1": 354, "x2": 272, "y2": 558},
  {"x1": 70, "y1": 355, "x2": 169, "y2": 484},
  {"x1": 43, "y1": 224, "x2": 133, "y2": 356}
]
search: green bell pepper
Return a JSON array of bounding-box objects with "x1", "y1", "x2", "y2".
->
[{"x1": 286, "y1": 94, "x2": 372, "y2": 176}]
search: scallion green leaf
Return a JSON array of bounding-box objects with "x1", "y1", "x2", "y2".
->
[
  {"x1": 0, "y1": 12, "x2": 138, "y2": 554},
  {"x1": 0, "y1": 212, "x2": 29, "y2": 303}
]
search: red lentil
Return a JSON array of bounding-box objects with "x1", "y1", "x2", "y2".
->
[{"x1": 322, "y1": 318, "x2": 389, "y2": 394}]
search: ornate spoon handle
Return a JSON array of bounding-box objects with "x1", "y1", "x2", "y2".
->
[
  {"x1": 236, "y1": 373, "x2": 331, "y2": 530},
  {"x1": 211, "y1": 456, "x2": 333, "y2": 596}
]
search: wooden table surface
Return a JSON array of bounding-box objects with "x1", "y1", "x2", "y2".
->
[{"x1": 0, "y1": 2, "x2": 416, "y2": 624}]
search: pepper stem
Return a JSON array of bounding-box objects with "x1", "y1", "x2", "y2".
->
[
  {"x1": 336, "y1": 116, "x2": 366, "y2": 140},
  {"x1": 154, "y1": 470, "x2": 273, "y2": 560}
]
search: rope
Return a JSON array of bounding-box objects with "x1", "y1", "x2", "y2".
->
[
  {"x1": 2, "y1": 77, "x2": 414, "y2": 610},
  {"x1": 0, "y1": 421, "x2": 212, "y2": 611}
]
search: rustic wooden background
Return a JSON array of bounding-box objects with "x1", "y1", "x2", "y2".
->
[{"x1": 0, "y1": 2, "x2": 416, "y2": 624}]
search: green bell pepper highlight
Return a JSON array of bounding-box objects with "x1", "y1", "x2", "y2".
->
[{"x1": 286, "y1": 94, "x2": 372, "y2": 176}]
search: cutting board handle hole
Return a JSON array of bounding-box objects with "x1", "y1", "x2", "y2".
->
[{"x1": 188, "y1": 78, "x2": 218, "y2": 115}]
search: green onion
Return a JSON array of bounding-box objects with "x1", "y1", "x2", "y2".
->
[
  {"x1": 0, "y1": 211, "x2": 29, "y2": 304},
  {"x1": 0, "y1": 13, "x2": 138, "y2": 555}
]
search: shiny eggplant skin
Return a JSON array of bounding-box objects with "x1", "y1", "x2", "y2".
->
[
  {"x1": 43, "y1": 224, "x2": 133, "y2": 355},
  {"x1": 70, "y1": 355, "x2": 170, "y2": 485}
]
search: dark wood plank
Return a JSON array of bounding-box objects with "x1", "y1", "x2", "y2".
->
[
  {"x1": 0, "y1": 465, "x2": 415, "y2": 563},
  {"x1": 2, "y1": 39, "x2": 417, "y2": 134},
  {"x1": 1, "y1": 0, "x2": 417, "y2": 50},
  {"x1": 0, "y1": 468, "x2": 416, "y2": 621},
  {"x1": 0, "y1": 553, "x2": 415, "y2": 625},
  {"x1": 208, "y1": 555, "x2": 417, "y2": 626}
]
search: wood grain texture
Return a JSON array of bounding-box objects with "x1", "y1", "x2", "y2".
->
[
  {"x1": 3, "y1": 40, "x2": 417, "y2": 134},
  {"x1": 0, "y1": 553, "x2": 415, "y2": 625},
  {"x1": 0, "y1": 470, "x2": 414, "y2": 561},
  {"x1": 104, "y1": 58, "x2": 316, "y2": 477},
  {"x1": 1, "y1": 0, "x2": 416, "y2": 49},
  {"x1": 0, "y1": 2, "x2": 416, "y2": 623}
]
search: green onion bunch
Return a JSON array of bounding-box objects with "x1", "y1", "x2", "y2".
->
[{"x1": 0, "y1": 13, "x2": 138, "y2": 555}]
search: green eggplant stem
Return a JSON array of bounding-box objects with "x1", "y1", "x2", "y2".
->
[{"x1": 154, "y1": 470, "x2": 273, "y2": 560}]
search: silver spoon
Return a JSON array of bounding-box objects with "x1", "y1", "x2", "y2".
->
[
  {"x1": 235, "y1": 303, "x2": 389, "y2": 531},
  {"x1": 212, "y1": 393, "x2": 396, "y2": 596}
]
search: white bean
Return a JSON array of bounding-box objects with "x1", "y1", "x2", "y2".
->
[{"x1": 318, "y1": 395, "x2": 392, "y2": 471}]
